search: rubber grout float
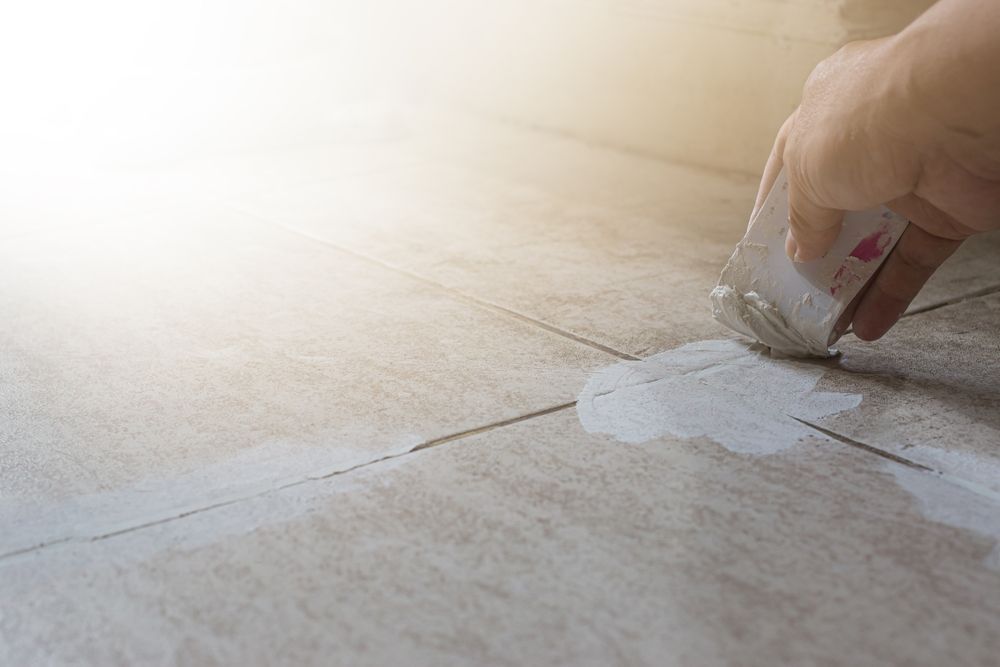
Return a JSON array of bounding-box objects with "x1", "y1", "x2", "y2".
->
[{"x1": 711, "y1": 167, "x2": 908, "y2": 357}]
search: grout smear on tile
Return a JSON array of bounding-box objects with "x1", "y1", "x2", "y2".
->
[
  {"x1": 0, "y1": 434, "x2": 426, "y2": 560},
  {"x1": 885, "y1": 449, "x2": 1000, "y2": 572},
  {"x1": 579, "y1": 342, "x2": 1000, "y2": 572},
  {"x1": 576, "y1": 338, "x2": 861, "y2": 454}
]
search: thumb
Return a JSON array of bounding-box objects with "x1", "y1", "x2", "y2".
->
[{"x1": 786, "y1": 176, "x2": 844, "y2": 262}]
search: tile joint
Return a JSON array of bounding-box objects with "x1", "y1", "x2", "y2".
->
[
  {"x1": 0, "y1": 402, "x2": 578, "y2": 564},
  {"x1": 793, "y1": 417, "x2": 1000, "y2": 505},
  {"x1": 230, "y1": 208, "x2": 640, "y2": 361},
  {"x1": 792, "y1": 417, "x2": 933, "y2": 472}
]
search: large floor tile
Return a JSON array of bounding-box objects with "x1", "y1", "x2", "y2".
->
[
  {"x1": 818, "y1": 291, "x2": 1000, "y2": 492},
  {"x1": 233, "y1": 148, "x2": 755, "y2": 357},
  {"x1": 2, "y1": 409, "x2": 998, "y2": 666},
  {"x1": 909, "y1": 231, "x2": 1000, "y2": 311},
  {"x1": 0, "y1": 209, "x2": 610, "y2": 557},
  {"x1": 233, "y1": 118, "x2": 1000, "y2": 357}
]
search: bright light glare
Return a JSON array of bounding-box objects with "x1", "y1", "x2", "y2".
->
[{"x1": 0, "y1": 1, "x2": 415, "y2": 177}]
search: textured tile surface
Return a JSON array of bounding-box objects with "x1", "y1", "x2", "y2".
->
[
  {"x1": 2, "y1": 410, "x2": 998, "y2": 666},
  {"x1": 821, "y1": 292, "x2": 1000, "y2": 492},
  {"x1": 3, "y1": 117, "x2": 1000, "y2": 666},
  {"x1": 234, "y1": 120, "x2": 1000, "y2": 357},
  {"x1": 910, "y1": 231, "x2": 1000, "y2": 311},
  {"x1": 0, "y1": 208, "x2": 610, "y2": 556}
]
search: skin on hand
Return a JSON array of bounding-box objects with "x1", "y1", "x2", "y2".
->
[{"x1": 753, "y1": 0, "x2": 1000, "y2": 342}]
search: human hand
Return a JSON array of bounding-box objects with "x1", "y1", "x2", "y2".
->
[{"x1": 753, "y1": 0, "x2": 1000, "y2": 341}]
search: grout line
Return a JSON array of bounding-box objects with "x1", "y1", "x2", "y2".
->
[
  {"x1": 838, "y1": 283, "x2": 1000, "y2": 337},
  {"x1": 796, "y1": 417, "x2": 1000, "y2": 505},
  {"x1": 231, "y1": 208, "x2": 641, "y2": 361},
  {"x1": 409, "y1": 401, "x2": 577, "y2": 453},
  {"x1": 0, "y1": 401, "x2": 578, "y2": 563},
  {"x1": 460, "y1": 301, "x2": 640, "y2": 361},
  {"x1": 0, "y1": 537, "x2": 74, "y2": 563},
  {"x1": 901, "y1": 283, "x2": 1000, "y2": 319},
  {"x1": 792, "y1": 417, "x2": 933, "y2": 472}
]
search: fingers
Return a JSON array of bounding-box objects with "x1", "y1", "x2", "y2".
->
[
  {"x1": 849, "y1": 224, "x2": 962, "y2": 341},
  {"x1": 785, "y1": 173, "x2": 844, "y2": 262},
  {"x1": 828, "y1": 281, "x2": 871, "y2": 345},
  {"x1": 755, "y1": 110, "x2": 847, "y2": 261},
  {"x1": 750, "y1": 112, "x2": 796, "y2": 227},
  {"x1": 887, "y1": 193, "x2": 972, "y2": 241}
]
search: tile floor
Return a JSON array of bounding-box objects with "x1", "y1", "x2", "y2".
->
[{"x1": 2, "y1": 113, "x2": 999, "y2": 666}]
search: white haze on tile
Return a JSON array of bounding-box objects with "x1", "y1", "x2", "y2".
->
[
  {"x1": 0, "y1": 433, "x2": 426, "y2": 560},
  {"x1": 886, "y1": 448, "x2": 1000, "y2": 572},
  {"x1": 576, "y1": 339, "x2": 861, "y2": 454}
]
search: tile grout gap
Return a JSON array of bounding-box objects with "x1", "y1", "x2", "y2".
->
[
  {"x1": 902, "y1": 283, "x2": 1000, "y2": 319},
  {"x1": 794, "y1": 417, "x2": 1000, "y2": 506},
  {"x1": 231, "y1": 207, "x2": 640, "y2": 361},
  {"x1": 0, "y1": 402, "x2": 578, "y2": 563},
  {"x1": 792, "y1": 417, "x2": 933, "y2": 471}
]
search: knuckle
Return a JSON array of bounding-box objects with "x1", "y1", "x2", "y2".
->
[
  {"x1": 786, "y1": 161, "x2": 822, "y2": 218},
  {"x1": 806, "y1": 39, "x2": 866, "y2": 92},
  {"x1": 894, "y1": 241, "x2": 930, "y2": 272},
  {"x1": 894, "y1": 233, "x2": 958, "y2": 273}
]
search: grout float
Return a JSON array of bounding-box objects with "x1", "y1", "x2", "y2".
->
[{"x1": 711, "y1": 169, "x2": 907, "y2": 357}]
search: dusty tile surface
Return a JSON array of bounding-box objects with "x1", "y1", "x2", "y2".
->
[
  {"x1": 3, "y1": 118, "x2": 999, "y2": 667},
  {"x1": 236, "y1": 159, "x2": 739, "y2": 355},
  {"x1": 0, "y1": 208, "x2": 610, "y2": 556},
  {"x1": 910, "y1": 231, "x2": 1000, "y2": 311},
  {"x1": 233, "y1": 120, "x2": 1000, "y2": 357},
  {"x1": 2, "y1": 410, "x2": 998, "y2": 666},
  {"x1": 819, "y1": 292, "x2": 1000, "y2": 491}
]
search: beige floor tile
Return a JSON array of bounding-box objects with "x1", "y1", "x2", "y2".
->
[
  {"x1": 818, "y1": 291, "x2": 1000, "y2": 492},
  {"x1": 910, "y1": 231, "x2": 1000, "y2": 311},
  {"x1": 0, "y1": 208, "x2": 610, "y2": 557},
  {"x1": 232, "y1": 149, "x2": 759, "y2": 357},
  {"x1": 4, "y1": 118, "x2": 998, "y2": 666},
  {"x1": 2, "y1": 409, "x2": 998, "y2": 666},
  {"x1": 233, "y1": 119, "x2": 1000, "y2": 357}
]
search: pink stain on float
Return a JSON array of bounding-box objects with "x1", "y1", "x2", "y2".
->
[
  {"x1": 849, "y1": 227, "x2": 893, "y2": 262},
  {"x1": 829, "y1": 226, "x2": 892, "y2": 296}
]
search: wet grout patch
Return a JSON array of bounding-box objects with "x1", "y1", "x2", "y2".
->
[
  {"x1": 887, "y1": 451, "x2": 1000, "y2": 571},
  {"x1": 576, "y1": 339, "x2": 861, "y2": 454},
  {"x1": 578, "y1": 337, "x2": 1000, "y2": 572}
]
